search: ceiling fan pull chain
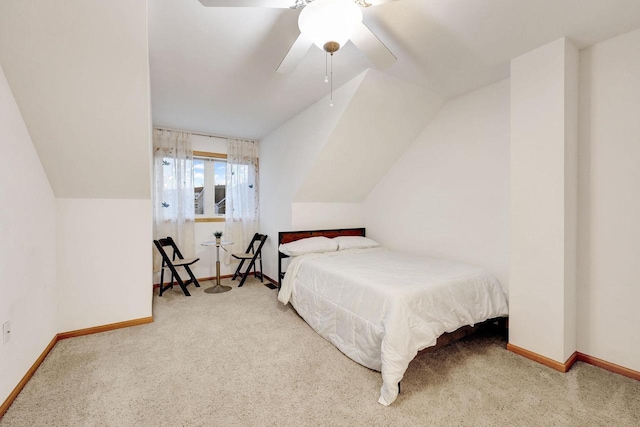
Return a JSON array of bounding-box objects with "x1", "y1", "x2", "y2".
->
[
  {"x1": 325, "y1": 51, "x2": 329, "y2": 83},
  {"x1": 329, "y1": 52, "x2": 334, "y2": 107}
]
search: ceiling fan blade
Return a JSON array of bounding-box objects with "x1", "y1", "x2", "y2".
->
[
  {"x1": 350, "y1": 22, "x2": 397, "y2": 70},
  {"x1": 277, "y1": 32, "x2": 313, "y2": 73},
  {"x1": 198, "y1": 0, "x2": 294, "y2": 8},
  {"x1": 198, "y1": 0, "x2": 399, "y2": 8},
  {"x1": 365, "y1": 0, "x2": 400, "y2": 5}
]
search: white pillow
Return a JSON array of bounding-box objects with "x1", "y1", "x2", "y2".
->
[
  {"x1": 333, "y1": 236, "x2": 380, "y2": 250},
  {"x1": 279, "y1": 236, "x2": 338, "y2": 256}
]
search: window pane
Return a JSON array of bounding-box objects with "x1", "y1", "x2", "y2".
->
[
  {"x1": 193, "y1": 158, "x2": 204, "y2": 187},
  {"x1": 193, "y1": 155, "x2": 226, "y2": 217},
  {"x1": 214, "y1": 161, "x2": 226, "y2": 186},
  {"x1": 194, "y1": 158, "x2": 204, "y2": 215},
  {"x1": 214, "y1": 160, "x2": 226, "y2": 215}
]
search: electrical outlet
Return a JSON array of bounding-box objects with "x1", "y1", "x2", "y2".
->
[{"x1": 3, "y1": 321, "x2": 10, "y2": 344}]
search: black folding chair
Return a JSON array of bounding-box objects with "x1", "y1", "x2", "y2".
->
[
  {"x1": 154, "y1": 237, "x2": 200, "y2": 296},
  {"x1": 231, "y1": 233, "x2": 267, "y2": 287}
]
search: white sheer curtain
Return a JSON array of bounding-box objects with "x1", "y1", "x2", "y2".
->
[
  {"x1": 224, "y1": 139, "x2": 259, "y2": 264},
  {"x1": 153, "y1": 129, "x2": 196, "y2": 271}
]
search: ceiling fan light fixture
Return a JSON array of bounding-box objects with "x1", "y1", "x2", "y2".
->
[{"x1": 298, "y1": 0, "x2": 363, "y2": 52}]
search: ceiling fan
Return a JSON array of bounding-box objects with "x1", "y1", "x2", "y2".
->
[{"x1": 197, "y1": 0, "x2": 398, "y2": 74}]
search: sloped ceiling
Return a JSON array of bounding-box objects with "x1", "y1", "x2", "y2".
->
[
  {"x1": 0, "y1": 0, "x2": 152, "y2": 199},
  {"x1": 294, "y1": 69, "x2": 444, "y2": 203},
  {"x1": 149, "y1": 0, "x2": 640, "y2": 139}
]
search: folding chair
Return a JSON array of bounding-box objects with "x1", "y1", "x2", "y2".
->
[
  {"x1": 231, "y1": 233, "x2": 267, "y2": 287},
  {"x1": 154, "y1": 237, "x2": 201, "y2": 296}
]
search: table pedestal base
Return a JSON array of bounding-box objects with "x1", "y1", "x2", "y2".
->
[
  {"x1": 204, "y1": 284, "x2": 232, "y2": 294},
  {"x1": 204, "y1": 258, "x2": 231, "y2": 294},
  {"x1": 201, "y1": 242, "x2": 233, "y2": 295}
]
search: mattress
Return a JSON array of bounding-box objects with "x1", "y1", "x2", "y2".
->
[{"x1": 278, "y1": 248, "x2": 509, "y2": 405}]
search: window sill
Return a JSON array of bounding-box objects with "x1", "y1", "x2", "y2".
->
[{"x1": 195, "y1": 217, "x2": 226, "y2": 223}]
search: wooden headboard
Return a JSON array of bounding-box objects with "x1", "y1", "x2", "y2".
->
[{"x1": 277, "y1": 228, "x2": 366, "y2": 288}]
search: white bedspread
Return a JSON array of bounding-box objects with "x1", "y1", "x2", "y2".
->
[{"x1": 278, "y1": 248, "x2": 509, "y2": 406}]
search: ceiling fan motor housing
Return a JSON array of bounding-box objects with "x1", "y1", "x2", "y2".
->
[{"x1": 323, "y1": 41, "x2": 340, "y2": 53}]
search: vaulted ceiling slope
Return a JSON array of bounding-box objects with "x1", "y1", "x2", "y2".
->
[
  {"x1": 0, "y1": 0, "x2": 152, "y2": 199},
  {"x1": 295, "y1": 69, "x2": 443, "y2": 203},
  {"x1": 149, "y1": 0, "x2": 640, "y2": 139}
]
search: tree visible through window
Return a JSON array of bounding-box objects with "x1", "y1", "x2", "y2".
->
[{"x1": 193, "y1": 153, "x2": 226, "y2": 219}]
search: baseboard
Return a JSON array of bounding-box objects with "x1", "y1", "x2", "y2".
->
[
  {"x1": 507, "y1": 343, "x2": 577, "y2": 372},
  {"x1": 577, "y1": 352, "x2": 640, "y2": 381},
  {"x1": 198, "y1": 274, "x2": 233, "y2": 282},
  {"x1": 58, "y1": 317, "x2": 153, "y2": 340},
  {"x1": 153, "y1": 274, "x2": 233, "y2": 289},
  {"x1": 1, "y1": 316, "x2": 153, "y2": 419},
  {"x1": 0, "y1": 335, "x2": 58, "y2": 419},
  {"x1": 507, "y1": 344, "x2": 640, "y2": 382}
]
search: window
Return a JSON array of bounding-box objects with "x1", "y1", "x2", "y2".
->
[{"x1": 193, "y1": 151, "x2": 226, "y2": 222}]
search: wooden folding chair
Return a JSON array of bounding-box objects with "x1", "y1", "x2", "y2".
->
[
  {"x1": 231, "y1": 233, "x2": 267, "y2": 287},
  {"x1": 154, "y1": 237, "x2": 200, "y2": 296}
]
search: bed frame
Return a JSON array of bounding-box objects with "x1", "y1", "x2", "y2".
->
[{"x1": 277, "y1": 227, "x2": 365, "y2": 288}]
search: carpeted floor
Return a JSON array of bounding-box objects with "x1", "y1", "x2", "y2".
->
[{"x1": 2, "y1": 278, "x2": 639, "y2": 426}]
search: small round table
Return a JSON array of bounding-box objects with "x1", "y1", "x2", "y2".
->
[{"x1": 201, "y1": 240, "x2": 233, "y2": 294}]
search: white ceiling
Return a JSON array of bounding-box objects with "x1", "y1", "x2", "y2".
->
[{"x1": 149, "y1": 0, "x2": 640, "y2": 140}]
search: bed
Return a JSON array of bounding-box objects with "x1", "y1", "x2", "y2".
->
[{"x1": 277, "y1": 228, "x2": 509, "y2": 406}]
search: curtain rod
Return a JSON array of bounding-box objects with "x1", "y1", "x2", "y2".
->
[{"x1": 153, "y1": 126, "x2": 256, "y2": 143}]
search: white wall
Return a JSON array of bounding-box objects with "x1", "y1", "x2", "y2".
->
[
  {"x1": 0, "y1": 64, "x2": 58, "y2": 404},
  {"x1": 0, "y1": 0, "x2": 152, "y2": 199},
  {"x1": 56, "y1": 199, "x2": 152, "y2": 332},
  {"x1": 363, "y1": 79, "x2": 511, "y2": 289},
  {"x1": 260, "y1": 70, "x2": 444, "y2": 281},
  {"x1": 295, "y1": 70, "x2": 444, "y2": 203},
  {"x1": 0, "y1": 0, "x2": 154, "y2": 333},
  {"x1": 509, "y1": 38, "x2": 578, "y2": 364},
  {"x1": 578, "y1": 28, "x2": 640, "y2": 371},
  {"x1": 291, "y1": 203, "x2": 363, "y2": 230},
  {"x1": 260, "y1": 73, "x2": 367, "y2": 280}
]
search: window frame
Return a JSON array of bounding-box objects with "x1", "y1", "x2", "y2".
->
[{"x1": 193, "y1": 150, "x2": 227, "y2": 223}]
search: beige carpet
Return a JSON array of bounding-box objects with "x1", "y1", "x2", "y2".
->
[{"x1": 2, "y1": 278, "x2": 639, "y2": 426}]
